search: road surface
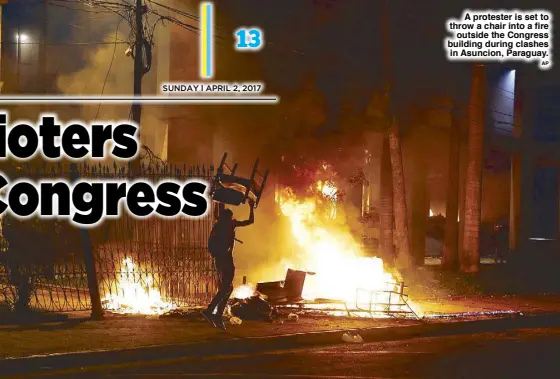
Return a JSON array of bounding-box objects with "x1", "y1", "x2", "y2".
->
[{"x1": 51, "y1": 326, "x2": 560, "y2": 379}]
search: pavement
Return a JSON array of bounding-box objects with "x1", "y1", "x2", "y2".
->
[
  {"x1": 416, "y1": 294, "x2": 560, "y2": 316},
  {"x1": 62, "y1": 325, "x2": 560, "y2": 379},
  {"x1": 2, "y1": 295, "x2": 560, "y2": 377}
]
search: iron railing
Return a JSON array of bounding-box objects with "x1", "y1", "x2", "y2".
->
[{"x1": 0, "y1": 161, "x2": 217, "y2": 313}]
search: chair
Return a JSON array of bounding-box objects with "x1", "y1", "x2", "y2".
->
[
  {"x1": 210, "y1": 153, "x2": 269, "y2": 208},
  {"x1": 256, "y1": 269, "x2": 314, "y2": 304}
]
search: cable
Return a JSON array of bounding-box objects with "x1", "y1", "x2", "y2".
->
[
  {"x1": 146, "y1": 0, "x2": 199, "y2": 23},
  {"x1": 0, "y1": 41, "x2": 129, "y2": 45},
  {"x1": 49, "y1": 0, "x2": 133, "y2": 21},
  {"x1": 48, "y1": 0, "x2": 116, "y2": 14},
  {"x1": 94, "y1": 17, "x2": 124, "y2": 121},
  {"x1": 147, "y1": 8, "x2": 200, "y2": 34}
]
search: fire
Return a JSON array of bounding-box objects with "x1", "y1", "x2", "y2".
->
[
  {"x1": 232, "y1": 284, "x2": 256, "y2": 299},
  {"x1": 277, "y1": 184, "x2": 402, "y2": 311},
  {"x1": 102, "y1": 258, "x2": 176, "y2": 315},
  {"x1": 317, "y1": 180, "x2": 338, "y2": 200}
]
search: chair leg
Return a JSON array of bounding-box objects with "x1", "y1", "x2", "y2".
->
[
  {"x1": 244, "y1": 159, "x2": 259, "y2": 202},
  {"x1": 218, "y1": 153, "x2": 228, "y2": 170}
]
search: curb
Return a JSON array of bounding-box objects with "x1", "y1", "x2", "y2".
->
[{"x1": 2, "y1": 313, "x2": 560, "y2": 376}]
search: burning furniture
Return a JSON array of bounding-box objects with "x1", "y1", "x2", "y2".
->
[
  {"x1": 210, "y1": 153, "x2": 269, "y2": 207},
  {"x1": 256, "y1": 269, "x2": 420, "y2": 320},
  {"x1": 256, "y1": 269, "x2": 314, "y2": 303}
]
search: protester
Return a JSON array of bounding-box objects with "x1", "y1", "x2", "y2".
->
[{"x1": 202, "y1": 199, "x2": 255, "y2": 330}]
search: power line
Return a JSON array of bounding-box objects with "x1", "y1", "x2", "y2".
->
[
  {"x1": 94, "y1": 17, "x2": 124, "y2": 121},
  {"x1": 48, "y1": 0, "x2": 116, "y2": 14},
  {"x1": 0, "y1": 41, "x2": 129, "y2": 45},
  {"x1": 146, "y1": 0, "x2": 199, "y2": 23}
]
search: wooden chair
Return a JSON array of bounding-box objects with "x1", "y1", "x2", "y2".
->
[{"x1": 211, "y1": 153, "x2": 269, "y2": 208}]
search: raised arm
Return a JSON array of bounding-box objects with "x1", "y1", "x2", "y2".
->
[
  {"x1": 216, "y1": 202, "x2": 225, "y2": 215},
  {"x1": 234, "y1": 200, "x2": 255, "y2": 227}
]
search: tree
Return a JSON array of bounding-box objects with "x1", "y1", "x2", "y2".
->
[
  {"x1": 442, "y1": 104, "x2": 462, "y2": 270},
  {"x1": 460, "y1": 64, "x2": 486, "y2": 273},
  {"x1": 379, "y1": 134, "x2": 395, "y2": 263},
  {"x1": 388, "y1": 118, "x2": 412, "y2": 269},
  {"x1": 379, "y1": 0, "x2": 412, "y2": 270}
]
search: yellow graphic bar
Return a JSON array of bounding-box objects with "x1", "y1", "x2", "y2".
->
[{"x1": 200, "y1": 2, "x2": 213, "y2": 79}]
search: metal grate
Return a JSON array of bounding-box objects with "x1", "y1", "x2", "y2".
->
[
  {"x1": 0, "y1": 161, "x2": 216, "y2": 312},
  {"x1": 275, "y1": 281, "x2": 420, "y2": 320}
]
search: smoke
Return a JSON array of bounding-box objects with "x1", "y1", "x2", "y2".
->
[
  {"x1": 232, "y1": 186, "x2": 291, "y2": 285},
  {"x1": 54, "y1": 14, "x2": 165, "y2": 153}
]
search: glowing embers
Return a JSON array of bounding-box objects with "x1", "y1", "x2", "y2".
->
[{"x1": 102, "y1": 258, "x2": 176, "y2": 315}]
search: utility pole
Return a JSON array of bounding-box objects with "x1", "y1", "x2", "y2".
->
[
  {"x1": 16, "y1": 23, "x2": 20, "y2": 92},
  {"x1": 131, "y1": 0, "x2": 145, "y2": 171},
  {"x1": 132, "y1": 0, "x2": 144, "y2": 135},
  {"x1": 0, "y1": 0, "x2": 8, "y2": 93},
  {"x1": 38, "y1": 0, "x2": 47, "y2": 95}
]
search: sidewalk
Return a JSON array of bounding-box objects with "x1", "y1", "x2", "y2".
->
[
  {"x1": 2, "y1": 294, "x2": 560, "y2": 359},
  {"x1": 418, "y1": 294, "x2": 560, "y2": 316},
  {"x1": 0, "y1": 313, "x2": 417, "y2": 359},
  {"x1": 2, "y1": 295, "x2": 560, "y2": 376}
]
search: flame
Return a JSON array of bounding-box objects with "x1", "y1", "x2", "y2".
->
[
  {"x1": 232, "y1": 284, "x2": 256, "y2": 299},
  {"x1": 274, "y1": 184, "x2": 406, "y2": 312},
  {"x1": 102, "y1": 258, "x2": 176, "y2": 315},
  {"x1": 429, "y1": 209, "x2": 434, "y2": 217},
  {"x1": 315, "y1": 180, "x2": 337, "y2": 219},
  {"x1": 317, "y1": 180, "x2": 338, "y2": 200}
]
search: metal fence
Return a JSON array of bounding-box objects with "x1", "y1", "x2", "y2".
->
[{"x1": 0, "y1": 161, "x2": 217, "y2": 313}]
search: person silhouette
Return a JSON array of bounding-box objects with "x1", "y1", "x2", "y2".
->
[{"x1": 202, "y1": 199, "x2": 255, "y2": 330}]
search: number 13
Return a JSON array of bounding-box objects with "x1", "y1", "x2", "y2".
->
[{"x1": 235, "y1": 28, "x2": 264, "y2": 51}]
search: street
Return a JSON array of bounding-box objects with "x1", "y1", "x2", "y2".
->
[{"x1": 48, "y1": 326, "x2": 560, "y2": 379}]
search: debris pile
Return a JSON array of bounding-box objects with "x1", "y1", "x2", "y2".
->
[{"x1": 229, "y1": 295, "x2": 274, "y2": 321}]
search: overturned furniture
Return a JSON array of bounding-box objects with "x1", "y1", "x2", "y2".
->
[
  {"x1": 210, "y1": 153, "x2": 269, "y2": 208},
  {"x1": 256, "y1": 269, "x2": 420, "y2": 320},
  {"x1": 256, "y1": 269, "x2": 313, "y2": 303}
]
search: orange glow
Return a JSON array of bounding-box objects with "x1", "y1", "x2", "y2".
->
[
  {"x1": 102, "y1": 258, "x2": 175, "y2": 315},
  {"x1": 232, "y1": 284, "x2": 255, "y2": 299},
  {"x1": 249, "y1": 182, "x2": 415, "y2": 316}
]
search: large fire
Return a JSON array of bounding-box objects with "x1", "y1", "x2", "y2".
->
[
  {"x1": 101, "y1": 180, "x2": 413, "y2": 316},
  {"x1": 102, "y1": 258, "x2": 176, "y2": 315},
  {"x1": 274, "y1": 182, "x2": 406, "y2": 313}
]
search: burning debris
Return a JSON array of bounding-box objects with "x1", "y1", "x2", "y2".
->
[
  {"x1": 276, "y1": 184, "x2": 398, "y2": 305},
  {"x1": 275, "y1": 183, "x2": 410, "y2": 313},
  {"x1": 101, "y1": 258, "x2": 176, "y2": 315},
  {"x1": 99, "y1": 175, "x2": 419, "y2": 320},
  {"x1": 231, "y1": 179, "x2": 421, "y2": 320},
  {"x1": 229, "y1": 295, "x2": 273, "y2": 321},
  {"x1": 231, "y1": 284, "x2": 257, "y2": 300}
]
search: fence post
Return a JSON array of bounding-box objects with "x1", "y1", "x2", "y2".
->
[{"x1": 70, "y1": 163, "x2": 104, "y2": 320}]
